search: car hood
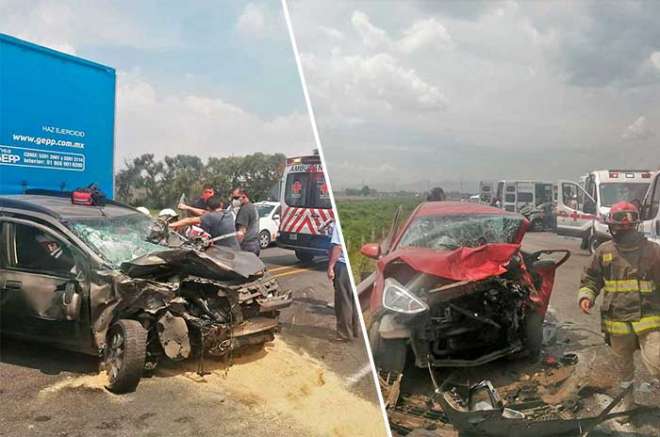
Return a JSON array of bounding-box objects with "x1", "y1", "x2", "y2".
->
[
  {"x1": 378, "y1": 244, "x2": 521, "y2": 283},
  {"x1": 120, "y1": 245, "x2": 265, "y2": 280}
]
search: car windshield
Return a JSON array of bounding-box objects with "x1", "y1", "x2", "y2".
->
[
  {"x1": 397, "y1": 214, "x2": 523, "y2": 251},
  {"x1": 257, "y1": 204, "x2": 275, "y2": 218},
  {"x1": 599, "y1": 183, "x2": 649, "y2": 207},
  {"x1": 69, "y1": 213, "x2": 163, "y2": 267}
]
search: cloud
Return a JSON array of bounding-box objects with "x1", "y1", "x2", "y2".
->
[
  {"x1": 0, "y1": 0, "x2": 181, "y2": 54},
  {"x1": 236, "y1": 3, "x2": 266, "y2": 36},
  {"x1": 397, "y1": 18, "x2": 454, "y2": 53},
  {"x1": 297, "y1": 10, "x2": 448, "y2": 124},
  {"x1": 235, "y1": 1, "x2": 286, "y2": 40},
  {"x1": 524, "y1": 1, "x2": 660, "y2": 87},
  {"x1": 650, "y1": 51, "x2": 660, "y2": 71},
  {"x1": 318, "y1": 26, "x2": 344, "y2": 40},
  {"x1": 289, "y1": 0, "x2": 660, "y2": 190},
  {"x1": 621, "y1": 116, "x2": 654, "y2": 141},
  {"x1": 350, "y1": 10, "x2": 454, "y2": 54},
  {"x1": 302, "y1": 51, "x2": 447, "y2": 119},
  {"x1": 351, "y1": 11, "x2": 388, "y2": 49},
  {"x1": 115, "y1": 72, "x2": 314, "y2": 166}
]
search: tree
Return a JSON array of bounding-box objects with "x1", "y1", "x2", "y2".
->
[
  {"x1": 160, "y1": 155, "x2": 204, "y2": 207},
  {"x1": 114, "y1": 152, "x2": 286, "y2": 209}
]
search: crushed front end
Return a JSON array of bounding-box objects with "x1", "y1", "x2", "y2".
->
[
  {"x1": 411, "y1": 276, "x2": 535, "y2": 368},
  {"x1": 98, "y1": 247, "x2": 292, "y2": 371}
]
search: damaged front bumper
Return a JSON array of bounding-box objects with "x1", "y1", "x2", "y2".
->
[{"x1": 433, "y1": 376, "x2": 646, "y2": 437}]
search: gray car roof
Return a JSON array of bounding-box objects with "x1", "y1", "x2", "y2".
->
[{"x1": 0, "y1": 195, "x2": 140, "y2": 220}]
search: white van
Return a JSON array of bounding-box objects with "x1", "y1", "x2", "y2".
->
[
  {"x1": 640, "y1": 171, "x2": 660, "y2": 246},
  {"x1": 494, "y1": 180, "x2": 554, "y2": 213},
  {"x1": 556, "y1": 169, "x2": 653, "y2": 253}
]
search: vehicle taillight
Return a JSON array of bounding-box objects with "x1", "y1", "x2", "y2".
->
[
  {"x1": 609, "y1": 171, "x2": 619, "y2": 178},
  {"x1": 641, "y1": 172, "x2": 651, "y2": 178}
]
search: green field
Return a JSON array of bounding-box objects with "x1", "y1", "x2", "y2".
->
[{"x1": 335, "y1": 197, "x2": 420, "y2": 280}]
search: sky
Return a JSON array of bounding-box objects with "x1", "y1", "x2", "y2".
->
[
  {"x1": 0, "y1": 0, "x2": 314, "y2": 169},
  {"x1": 289, "y1": 0, "x2": 660, "y2": 192}
]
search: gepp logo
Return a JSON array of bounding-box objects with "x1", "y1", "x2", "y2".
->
[{"x1": 0, "y1": 152, "x2": 20, "y2": 164}]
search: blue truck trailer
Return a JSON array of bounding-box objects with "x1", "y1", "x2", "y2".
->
[{"x1": 0, "y1": 34, "x2": 116, "y2": 197}]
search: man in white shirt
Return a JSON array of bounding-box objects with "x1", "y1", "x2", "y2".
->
[{"x1": 327, "y1": 223, "x2": 359, "y2": 342}]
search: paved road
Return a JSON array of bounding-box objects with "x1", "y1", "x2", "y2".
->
[
  {"x1": 391, "y1": 232, "x2": 660, "y2": 436},
  {"x1": 0, "y1": 246, "x2": 387, "y2": 437}
]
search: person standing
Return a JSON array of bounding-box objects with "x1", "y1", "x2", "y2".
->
[
  {"x1": 232, "y1": 188, "x2": 260, "y2": 256},
  {"x1": 178, "y1": 183, "x2": 215, "y2": 217},
  {"x1": 327, "y1": 223, "x2": 359, "y2": 342},
  {"x1": 169, "y1": 195, "x2": 239, "y2": 249},
  {"x1": 578, "y1": 201, "x2": 660, "y2": 416}
]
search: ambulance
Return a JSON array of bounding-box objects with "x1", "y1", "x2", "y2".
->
[
  {"x1": 640, "y1": 170, "x2": 660, "y2": 246},
  {"x1": 276, "y1": 154, "x2": 334, "y2": 262},
  {"x1": 556, "y1": 169, "x2": 653, "y2": 253}
]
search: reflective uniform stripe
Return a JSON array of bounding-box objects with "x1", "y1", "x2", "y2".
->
[
  {"x1": 603, "y1": 315, "x2": 660, "y2": 335},
  {"x1": 603, "y1": 279, "x2": 655, "y2": 293}
]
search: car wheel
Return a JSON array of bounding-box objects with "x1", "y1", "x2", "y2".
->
[
  {"x1": 105, "y1": 319, "x2": 147, "y2": 394},
  {"x1": 259, "y1": 230, "x2": 271, "y2": 249},
  {"x1": 295, "y1": 249, "x2": 314, "y2": 263},
  {"x1": 588, "y1": 234, "x2": 601, "y2": 255},
  {"x1": 368, "y1": 320, "x2": 407, "y2": 373},
  {"x1": 524, "y1": 311, "x2": 544, "y2": 361}
]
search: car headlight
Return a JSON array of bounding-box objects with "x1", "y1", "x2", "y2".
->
[{"x1": 382, "y1": 278, "x2": 429, "y2": 314}]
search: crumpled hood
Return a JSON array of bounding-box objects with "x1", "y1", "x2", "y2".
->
[
  {"x1": 120, "y1": 245, "x2": 265, "y2": 280},
  {"x1": 379, "y1": 244, "x2": 521, "y2": 283}
]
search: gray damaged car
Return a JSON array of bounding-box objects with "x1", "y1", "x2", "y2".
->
[{"x1": 0, "y1": 194, "x2": 292, "y2": 393}]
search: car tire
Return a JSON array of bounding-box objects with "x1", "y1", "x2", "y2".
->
[
  {"x1": 524, "y1": 311, "x2": 544, "y2": 361},
  {"x1": 259, "y1": 230, "x2": 271, "y2": 249},
  {"x1": 295, "y1": 250, "x2": 314, "y2": 263},
  {"x1": 368, "y1": 320, "x2": 407, "y2": 373},
  {"x1": 105, "y1": 319, "x2": 147, "y2": 394}
]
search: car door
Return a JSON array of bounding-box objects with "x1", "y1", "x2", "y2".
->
[
  {"x1": 0, "y1": 218, "x2": 89, "y2": 348},
  {"x1": 556, "y1": 180, "x2": 596, "y2": 237},
  {"x1": 271, "y1": 205, "x2": 281, "y2": 238},
  {"x1": 641, "y1": 174, "x2": 660, "y2": 245}
]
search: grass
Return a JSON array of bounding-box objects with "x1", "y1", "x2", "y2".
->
[{"x1": 335, "y1": 197, "x2": 420, "y2": 281}]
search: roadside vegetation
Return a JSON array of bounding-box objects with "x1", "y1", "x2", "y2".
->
[
  {"x1": 115, "y1": 152, "x2": 286, "y2": 209},
  {"x1": 336, "y1": 196, "x2": 420, "y2": 281}
]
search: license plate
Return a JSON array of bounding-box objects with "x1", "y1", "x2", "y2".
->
[{"x1": 289, "y1": 234, "x2": 298, "y2": 240}]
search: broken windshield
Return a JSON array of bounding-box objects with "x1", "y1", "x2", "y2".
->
[
  {"x1": 397, "y1": 214, "x2": 523, "y2": 250},
  {"x1": 69, "y1": 213, "x2": 163, "y2": 267}
]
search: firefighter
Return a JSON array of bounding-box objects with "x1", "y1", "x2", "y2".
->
[{"x1": 578, "y1": 201, "x2": 660, "y2": 414}]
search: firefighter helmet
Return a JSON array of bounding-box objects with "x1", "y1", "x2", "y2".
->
[{"x1": 606, "y1": 201, "x2": 640, "y2": 229}]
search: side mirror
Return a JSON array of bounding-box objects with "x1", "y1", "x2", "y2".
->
[
  {"x1": 273, "y1": 214, "x2": 280, "y2": 221},
  {"x1": 360, "y1": 243, "x2": 381, "y2": 259},
  {"x1": 62, "y1": 281, "x2": 82, "y2": 321}
]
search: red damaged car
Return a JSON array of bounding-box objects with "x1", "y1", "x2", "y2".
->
[{"x1": 359, "y1": 202, "x2": 569, "y2": 374}]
